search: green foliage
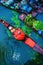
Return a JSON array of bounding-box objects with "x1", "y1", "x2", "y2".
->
[
  {"x1": 24, "y1": 14, "x2": 33, "y2": 26},
  {"x1": 11, "y1": 12, "x2": 20, "y2": 28},
  {"x1": 33, "y1": 20, "x2": 43, "y2": 30},
  {"x1": 11, "y1": 12, "x2": 32, "y2": 36},
  {"x1": 22, "y1": 25, "x2": 32, "y2": 36},
  {"x1": 24, "y1": 14, "x2": 43, "y2": 31}
]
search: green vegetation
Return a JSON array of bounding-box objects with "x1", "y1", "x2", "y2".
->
[
  {"x1": 24, "y1": 14, "x2": 34, "y2": 26},
  {"x1": 24, "y1": 14, "x2": 43, "y2": 31},
  {"x1": 11, "y1": 11, "x2": 32, "y2": 36},
  {"x1": 11, "y1": 12, "x2": 21, "y2": 28},
  {"x1": 33, "y1": 20, "x2": 43, "y2": 30},
  {"x1": 0, "y1": 6, "x2": 43, "y2": 65},
  {"x1": 22, "y1": 25, "x2": 32, "y2": 36}
]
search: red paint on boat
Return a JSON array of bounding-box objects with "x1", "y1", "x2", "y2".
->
[
  {"x1": 0, "y1": 19, "x2": 35, "y2": 48},
  {"x1": 0, "y1": 19, "x2": 43, "y2": 55},
  {"x1": 13, "y1": 29, "x2": 25, "y2": 40},
  {"x1": 24, "y1": 38, "x2": 35, "y2": 48}
]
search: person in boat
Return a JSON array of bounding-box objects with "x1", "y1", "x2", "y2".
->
[{"x1": 0, "y1": 19, "x2": 43, "y2": 55}]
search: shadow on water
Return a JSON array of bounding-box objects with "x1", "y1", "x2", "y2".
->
[
  {"x1": 24, "y1": 53, "x2": 43, "y2": 65},
  {"x1": 0, "y1": 45, "x2": 7, "y2": 65}
]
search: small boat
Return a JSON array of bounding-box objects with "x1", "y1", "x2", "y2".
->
[
  {"x1": 29, "y1": 0, "x2": 43, "y2": 13},
  {"x1": 0, "y1": 0, "x2": 43, "y2": 17},
  {"x1": 0, "y1": 0, "x2": 34, "y2": 15},
  {"x1": 19, "y1": 14, "x2": 43, "y2": 38},
  {"x1": 0, "y1": 19, "x2": 43, "y2": 55}
]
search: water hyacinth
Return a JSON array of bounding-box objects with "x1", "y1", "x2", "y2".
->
[{"x1": 24, "y1": 14, "x2": 43, "y2": 30}]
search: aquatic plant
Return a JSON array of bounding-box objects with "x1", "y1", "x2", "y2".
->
[
  {"x1": 24, "y1": 14, "x2": 34, "y2": 26},
  {"x1": 11, "y1": 12, "x2": 20, "y2": 28},
  {"x1": 11, "y1": 11, "x2": 32, "y2": 36},
  {"x1": 33, "y1": 20, "x2": 43, "y2": 30},
  {"x1": 24, "y1": 14, "x2": 43, "y2": 31},
  {"x1": 22, "y1": 25, "x2": 32, "y2": 36}
]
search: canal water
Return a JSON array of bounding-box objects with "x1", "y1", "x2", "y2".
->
[{"x1": 0, "y1": 5, "x2": 43, "y2": 65}]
